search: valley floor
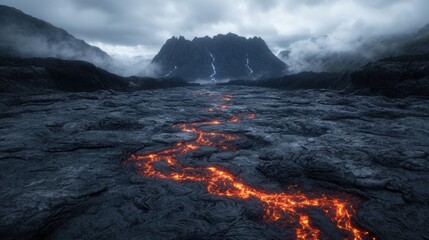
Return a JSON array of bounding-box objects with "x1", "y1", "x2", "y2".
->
[{"x1": 0, "y1": 86, "x2": 428, "y2": 239}]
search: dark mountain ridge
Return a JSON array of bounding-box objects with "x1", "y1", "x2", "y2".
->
[
  {"x1": 340, "y1": 53, "x2": 429, "y2": 97},
  {"x1": 150, "y1": 33, "x2": 287, "y2": 81},
  {"x1": 223, "y1": 53, "x2": 429, "y2": 98},
  {"x1": 0, "y1": 57, "x2": 195, "y2": 93},
  {"x1": 221, "y1": 72, "x2": 340, "y2": 90}
]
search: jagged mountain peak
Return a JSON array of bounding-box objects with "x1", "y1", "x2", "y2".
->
[
  {"x1": 151, "y1": 33, "x2": 286, "y2": 81},
  {"x1": 167, "y1": 33, "x2": 260, "y2": 43}
]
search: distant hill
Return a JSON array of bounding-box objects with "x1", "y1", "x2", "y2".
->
[
  {"x1": 150, "y1": 33, "x2": 287, "y2": 81},
  {"x1": 0, "y1": 57, "x2": 195, "y2": 92},
  {"x1": 221, "y1": 72, "x2": 340, "y2": 90},
  {"x1": 0, "y1": 4, "x2": 112, "y2": 68},
  {"x1": 223, "y1": 52, "x2": 429, "y2": 98},
  {"x1": 279, "y1": 24, "x2": 429, "y2": 73},
  {"x1": 339, "y1": 54, "x2": 429, "y2": 97}
]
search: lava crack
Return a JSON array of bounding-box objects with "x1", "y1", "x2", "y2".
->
[{"x1": 126, "y1": 93, "x2": 374, "y2": 240}]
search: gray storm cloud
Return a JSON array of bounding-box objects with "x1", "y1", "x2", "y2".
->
[{"x1": 1, "y1": 0, "x2": 429, "y2": 72}]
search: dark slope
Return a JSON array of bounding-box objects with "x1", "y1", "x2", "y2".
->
[
  {"x1": 0, "y1": 5, "x2": 112, "y2": 67},
  {"x1": 0, "y1": 57, "x2": 195, "y2": 92},
  {"x1": 340, "y1": 54, "x2": 429, "y2": 97},
  {"x1": 0, "y1": 57, "x2": 127, "y2": 92},
  {"x1": 222, "y1": 72, "x2": 340, "y2": 90},
  {"x1": 150, "y1": 33, "x2": 287, "y2": 81},
  {"x1": 224, "y1": 54, "x2": 429, "y2": 97}
]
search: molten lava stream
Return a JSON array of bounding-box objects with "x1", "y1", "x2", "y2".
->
[{"x1": 127, "y1": 94, "x2": 374, "y2": 240}]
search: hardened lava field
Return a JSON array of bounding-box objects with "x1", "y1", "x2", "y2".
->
[{"x1": 1, "y1": 86, "x2": 428, "y2": 239}]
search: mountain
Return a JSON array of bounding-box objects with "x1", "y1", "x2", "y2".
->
[
  {"x1": 0, "y1": 4, "x2": 112, "y2": 68},
  {"x1": 150, "y1": 33, "x2": 287, "y2": 81},
  {"x1": 279, "y1": 24, "x2": 429, "y2": 73}
]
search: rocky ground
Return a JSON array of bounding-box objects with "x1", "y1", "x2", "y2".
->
[{"x1": 0, "y1": 86, "x2": 428, "y2": 239}]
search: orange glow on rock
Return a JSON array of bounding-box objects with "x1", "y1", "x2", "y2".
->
[
  {"x1": 229, "y1": 116, "x2": 240, "y2": 122},
  {"x1": 223, "y1": 95, "x2": 233, "y2": 101},
  {"x1": 126, "y1": 94, "x2": 374, "y2": 240}
]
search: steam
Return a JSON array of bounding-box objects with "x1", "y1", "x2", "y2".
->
[
  {"x1": 0, "y1": 24, "x2": 112, "y2": 66},
  {"x1": 88, "y1": 41, "x2": 161, "y2": 77},
  {"x1": 279, "y1": 28, "x2": 372, "y2": 73}
]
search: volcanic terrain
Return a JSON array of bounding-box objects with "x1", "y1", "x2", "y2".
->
[{"x1": 1, "y1": 86, "x2": 428, "y2": 239}]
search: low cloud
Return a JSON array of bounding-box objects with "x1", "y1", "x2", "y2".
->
[
  {"x1": 88, "y1": 42, "x2": 160, "y2": 76},
  {"x1": 0, "y1": 23, "x2": 111, "y2": 66}
]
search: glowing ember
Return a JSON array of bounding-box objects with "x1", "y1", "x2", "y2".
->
[
  {"x1": 126, "y1": 94, "x2": 374, "y2": 240},
  {"x1": 223, "y1": 95, "x2": 233, "y2": 101},
  {"x1": 229, "y1": 116, "x2": 240, "y2": 122}
]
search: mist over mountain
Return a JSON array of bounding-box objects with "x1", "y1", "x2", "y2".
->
[
  {"x1": 0, "y1": 5, "x2": 114, "y2": 68},
  {"x1": 279, "y1": 23, "x2": 429, "y2": 73},
  {"x1": 150, "y1": 33, "x2": 287, "y2": 82}
]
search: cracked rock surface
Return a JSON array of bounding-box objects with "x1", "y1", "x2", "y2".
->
[{"x1": 0, "y1": 86, "x2": 428, "y2": 239}]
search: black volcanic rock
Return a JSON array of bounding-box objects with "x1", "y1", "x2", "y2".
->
[
  {"x1": 1, "y1": 87, "x2": 428, "y2": 240},
  {"x1": 127, "y1": 76, "x2": 198, "y2": 90},
  {"x1": 0, "y1": 5, "x2": 112, "y2": 68},
  {"x1": 150, "y1": 33, "x2": 287, "y2": 81}
]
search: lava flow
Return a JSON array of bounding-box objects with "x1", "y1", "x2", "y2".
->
[{"x1": 126, "y1": 93, "x2": 374, "y2": 240}]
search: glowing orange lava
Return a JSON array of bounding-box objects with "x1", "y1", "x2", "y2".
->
[{"x1": 126, "y1": 93, "x2": 374, "y2": 240}]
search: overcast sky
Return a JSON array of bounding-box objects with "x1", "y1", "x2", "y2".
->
[{"x1": 1, "y1": 0, "x2": 429, "y2": 60}]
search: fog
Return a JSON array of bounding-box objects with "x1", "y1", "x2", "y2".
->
[{"x1": 0, "y1": 22, "x2": 161, "y2": 77}]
